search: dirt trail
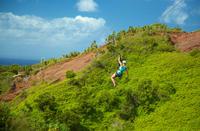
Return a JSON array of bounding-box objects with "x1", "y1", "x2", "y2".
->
[
  {"x1": 170, "y1": 31, "x2": 200, "y2": 52},
  {"x1": 0, "y1": 52, "x2": 95, "y2": 101}
]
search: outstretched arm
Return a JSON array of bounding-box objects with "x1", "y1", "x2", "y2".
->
[{"x1": 118, "y1": 56, "x2": 122, "y2": 66}]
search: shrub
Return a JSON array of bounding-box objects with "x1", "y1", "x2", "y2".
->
[
  {"x1": 90, "y1": 41, "x2": 98, "y2": 50},
  {"x1": 0, "y1": 66, "x2": 7, "y2": 73},
  {"x1": 34, "y1": 92, "x2": 58, "y2": 126},
  {"x1": 190, "y1": 49, "x2": 200, "y2": 57},
  {"x1": 66, "y1": 70, "x2": 76, "y2": 78},
  {"x1": 63, "y1": 51, "x2": 80, "y2": 58},
  {"x1": 69, "y1": 51, "x2": 80, "y2": 58},
  {"x1": 0, "y1": 72, "x2": 14, "y2": 94},
  {"x1": 135, "y1": 79, "x2": 159, "y2": 113},
  {"x1": 68, "y1": 78, "x2": 83, "y2": 87},
  {"x1": 157, "y1": 43, "x2": 175, "y2": 52},
  {"x1": 107, "y1": 44, "x2": 116, "y2": 53},
  {"x1": 8, "y1": 114, "x2": 31, "y2": 131},
  {"x1": 56, "y1": 110, "x2": 84, "y2": 131},
  {"x1": 135, "y1": 79, "x2": 176, "y2": 114},
  {"x1": 92, "y1": 60, "x2": 105, "y2": 69},
  {"x1": 157, "y1": 83, "x2": 176, "y2": 101},
  {"x1": 9, "y1": 65, "x2": 22, "y2": 74},
  {"x1": 23, "y1": 65, "x2": 33, "y2": 75},
  {"x1": 94, "y1": 90, "x2": 119, "y2": 112},
  {"x1": 19, "y1": 89, "x2": 28, "y2": 100},
  {"x1": 32, "y1": 69, "x2": 40, "y2": 75},
  {"x1": 119, "y1": 88, "x2": 138, "y2": 120},
  {"x1": 0, "y1": 102, "x2": 10, "y2": 130},
  {"x1": 34, "y1": 92, "x2": 57, "y2": 112}
]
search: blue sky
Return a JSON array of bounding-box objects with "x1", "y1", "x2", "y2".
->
[{"x1": 0, "y1": 0, "x2": 200, "y2": 60}]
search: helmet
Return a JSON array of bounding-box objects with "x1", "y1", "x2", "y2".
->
[{"x1": 122, "y1": 60, "x2": 126, "y2": 64}]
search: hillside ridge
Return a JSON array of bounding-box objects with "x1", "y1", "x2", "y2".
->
[{"x1": 1, "y1": 31, "x2": 200, "y2": 101}]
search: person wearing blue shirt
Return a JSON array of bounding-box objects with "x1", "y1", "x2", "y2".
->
[{"x1": 111, "y1": 56, "x2": 128, "y2": 87}]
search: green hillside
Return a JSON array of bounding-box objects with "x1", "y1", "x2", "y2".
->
[{"x1": 1, "y1": 24, "x2": 200, "y2": 131}]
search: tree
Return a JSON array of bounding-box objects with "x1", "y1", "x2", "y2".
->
[
  {"x1": 90, "y1": 40, "x2": 98, "y2": 49},
  {"x1": 66, "y1": 70, "x2": 76, "y2": 78}
]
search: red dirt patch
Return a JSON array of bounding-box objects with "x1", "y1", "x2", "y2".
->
[
  {"x1": 30, "y1": 52, "x2": 95, "y2": 83},
  {"x1": 170, "y1": 31, "x2": 200, "y2": 52}
]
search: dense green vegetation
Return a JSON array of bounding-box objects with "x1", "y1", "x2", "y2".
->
[{"x1": 0, "y1": 24, "x2": 200, "y2": 131}]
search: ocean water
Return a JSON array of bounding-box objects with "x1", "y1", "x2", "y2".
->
[{"x1": 0, "y1": 58, "x2": 40, "y2": 66}]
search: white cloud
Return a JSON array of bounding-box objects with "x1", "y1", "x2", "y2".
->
[
  {"x1": 0, "y1": 12, "x2": 109, "y2": 59},
  {"x1": 160, "y1": 0, "x2": 188, "y2": 25},
  {"x1": 76, "y1": 0, "x2": 98, "y2": 12},
  {"x1": 0, "y1": 12, "x2": 106, "y2": 43}
]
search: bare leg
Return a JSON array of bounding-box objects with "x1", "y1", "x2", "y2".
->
[{"x1": 111, "y1": 73, "x2": 116, "y2": 87}]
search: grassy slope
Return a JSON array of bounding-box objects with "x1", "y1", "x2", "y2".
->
[
  {"x1": 133, "y1": 53, "x2": 200, "y2": 130},
  {"x1": 9, "y1": 25, "x2": 200, "y2": 130}
]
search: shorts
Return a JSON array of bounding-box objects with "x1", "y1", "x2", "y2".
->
[{"x1": 116, "y1": 71, "x2": 122, "y2": 77}]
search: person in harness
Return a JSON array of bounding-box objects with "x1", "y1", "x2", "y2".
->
[{"x1": 111, "y1": 56, "x2": 128, "y2": 87}]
